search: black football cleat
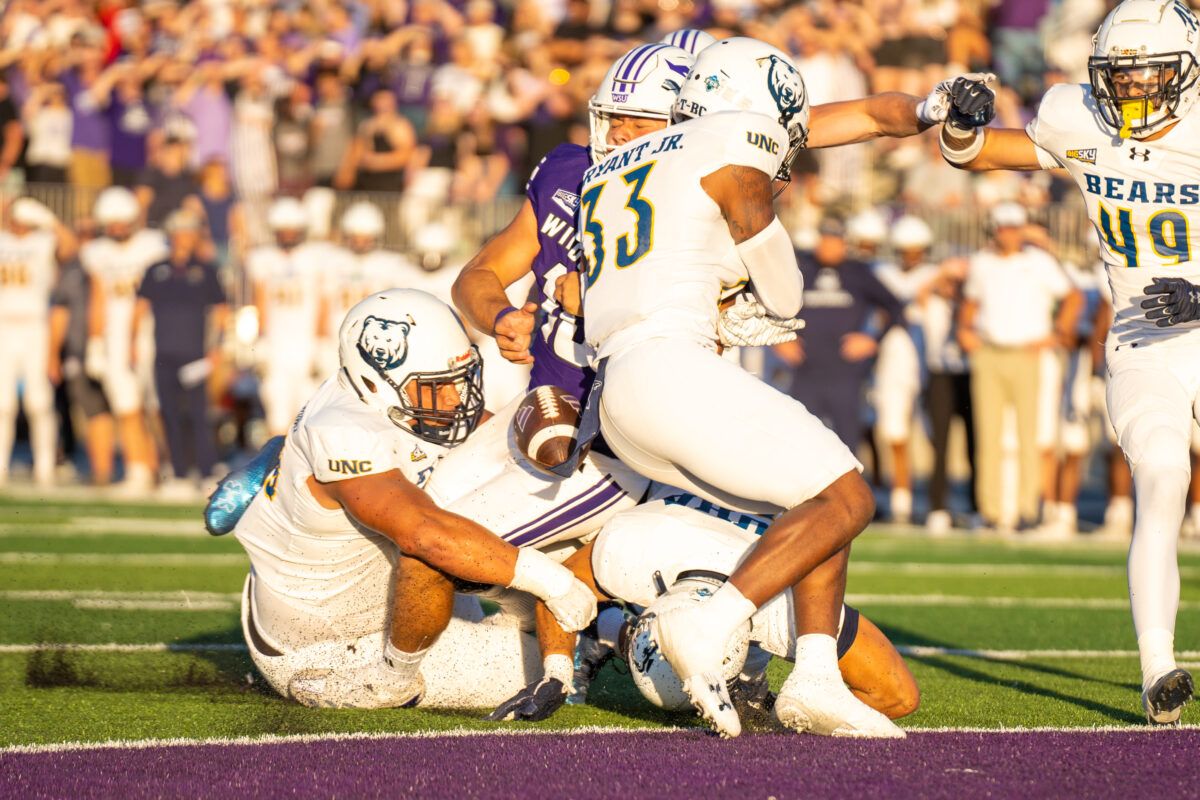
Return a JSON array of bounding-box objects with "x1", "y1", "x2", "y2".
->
[{"x1": 1142, "y1": 668, "x2": 1194, "y2": 725}]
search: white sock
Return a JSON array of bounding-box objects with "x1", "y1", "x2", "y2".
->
[
  {"x1": 543, "y1": 653, "x2": 574, "y2": 685},
  {"x1": 793, "y1": 633, "x2": 840, "y2": 681},
  {"x1": 28, "y1": 409, "x2": 57, "y2": 482},
  {"x1": 891, "y1": 488, "x2": 912, "y2": 519},
  {"x1": 383, "y1": 641, "x2": 428, "y2": 683},
  {"x1": 1138, "y1": 629, "x2": 1178, "y2": 691},
  {"x1": 596, "y1": 606, "x2": 625, "y2": 651},
  {"x1": 708, "y1": 583, "x2": 757, "y2": 642}
]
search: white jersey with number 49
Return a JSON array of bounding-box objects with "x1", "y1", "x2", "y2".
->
[
  {"x1": 1027, "y1": 82, "x2": 1200, "y2": 345},
  {"x1": 580, "y1": 110, "x2": 788, "y2": 360}
]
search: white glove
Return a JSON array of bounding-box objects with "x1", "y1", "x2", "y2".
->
[
  {"x1": 916, "y1": 72, "x2": 997, "y2": 125},
  {"x1": 508, "y1": 548, "x2": 597, "y2": 632},
  {"x1": 84, "y1": 337, "x2": 107, "y2": 381},
  {"x1": 718, "y1": 292, "x2": 806, "y2": 347}
]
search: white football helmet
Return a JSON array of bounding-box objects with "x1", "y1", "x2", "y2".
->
[
  {"x1": 890, "y1": 216, "x2": 933, "y2": 250},
  {"x1": 341, "y1": 202, "x2": 385, "y2": 239},
  {"x1": 267, "y1": 197, "x2": 309, "y2": 232},
  {"x1": 673, "y1": 37, "x2": 810, "y2": 181},
  {"x1": 660, "y1": 28, "x2": 717, "y2": 55},
  {"x1": 94, "y1": 186, "x2": 140, "y2": 227},
  {"x1": 1089, "y1": 0, "x2": 1200, "y2": 138},
  {"x1": 847, "y1": 209, "x2": 888, "y2": 246},
  {"x1": 626, "y1": 575, "x2": 751, "y2": 711},
  {"x1": 338, "y1": 289, "x2": 484, "y2": 447},
  {"x1": 589, "y1": 43, "x2": 695, "y2": 161}
]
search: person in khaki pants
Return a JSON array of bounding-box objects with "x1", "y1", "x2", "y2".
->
[{"x1": 957, "y1": 203, "x2": 1082, "y2": 529}]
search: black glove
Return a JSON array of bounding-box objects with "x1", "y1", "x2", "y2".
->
[
  {"x1": 947, "y1": 76, "x2": 996, "y2": 129},
  {"x1": 486, "y1": 677, "x2": 568, "y2": 722},
  {"x1": 1141, "y1": 277, "x2": 1200, "y2": 327}
]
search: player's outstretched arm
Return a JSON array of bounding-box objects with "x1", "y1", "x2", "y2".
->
[
  {"x1": 807, "y1": 93, "x2": 930, "y2": 148},
  {"x1": 940, "y1": 126, "x2": 1044, "y2": 171},
  {"x1": 702, "y1": 165, "x2": 803, "y2": 319},
  {"x1": 312, "y1": 470, "x2": 597, "y2": 631},
  {"x1": 452, "y1": 198, "x2": 541, "y2": 363}
]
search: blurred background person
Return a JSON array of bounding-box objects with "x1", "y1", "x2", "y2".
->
[
  {"x1": 873, "y1": 215, "x2": 939, "y2": 523},
  {"x1": 133, "y1": 209, "x2": 227, "y2": 498},
  {"x1": 957, "y1": 203, "x2": 1081, "y2": 531},
  {"x1": 22, "y1": 81, "x2": 72, "y2": 184},
  {"x1": 49, "y1": 218, "x2": 114, "y2": 486},
  {"x1": 82, "y1": 186, "x2": 166, "y2": 492},
  {"x1": 0, "y1": 198, "x2": 76, "y2": 486},
  {"x1": 335, "y1": 87, "x2": 416, "y2": 193},
  {"x1": 774, "y1": 216, "x2": 904, "y2": 458},
  {"x1": 247, "y1": 197, "x2": 323, "y2": 436},
  {"x1": 136, "y1": 117, "x2": 197, "y2": 229}
]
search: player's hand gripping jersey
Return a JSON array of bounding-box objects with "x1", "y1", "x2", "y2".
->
[
  {"x1": 580, "y1": 110, "x2": 790, "y2": 360},
  {"x1": 1027, "y1": 82, "x2": 1200, "y2": 344}
]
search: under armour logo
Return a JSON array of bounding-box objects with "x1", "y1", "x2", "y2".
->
[
  {"x1": 711, "y1": 682, "x2": 732, "y2": 711},
  {"x1": 1130, "y1": 148, "x2": 1150, "y2": 161}
]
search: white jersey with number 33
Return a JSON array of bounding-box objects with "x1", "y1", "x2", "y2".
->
[
  {"x1": 1027, "y1": 82, "x2": 1200, "y2": 345},
  {"x1": 580, "y1": 110, "x2": 788, "y2": 360}
]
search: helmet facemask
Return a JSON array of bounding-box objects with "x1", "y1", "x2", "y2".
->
[
  {"x1": 1089, "y1": 52, "x2": 1198, "y2": 138},
  {"x1": 351, "y1": 343, "x2": 485, "y2": 447}
]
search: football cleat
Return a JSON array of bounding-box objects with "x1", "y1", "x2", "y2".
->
[
  {"x1": 651, "y1": 601, "x2": 744, "y2": 737},
  {"x1": 774, "y1": 670, "x2": 905, "y2": 738},
  {"x1": 288, "y1": 666, "x2": 424, "y2": 709},
  {"x1": 204, "y1": 436, "x2": 285, "y2": 535},
  {"x1": 728, "y1": 664, "x2": 778, "y2": 732},
  {"x1": 1142, "y1": 668, "x2": 1194, "y2": 725},
  {"x1": 683, "y1": 672, "x2": 742, "y2": 739}
]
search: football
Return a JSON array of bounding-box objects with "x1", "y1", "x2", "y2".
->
[{"x1": 512, "y1": 385, "x2": 583, "y2": 473}]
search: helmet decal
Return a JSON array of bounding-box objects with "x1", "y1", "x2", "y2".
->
[
  {"x1": 358, "y1": 315, "x2": 414, "y2": 371},
  {"x1": 760, "y1": 54, "x2": 804, "y2": 122}
]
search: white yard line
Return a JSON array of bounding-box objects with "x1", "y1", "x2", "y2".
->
[
  {"x1": 0, "y1": 552, "x2": 243, "y2": 566},
  {"x1": 0, "y1": 518, "x2": 204, "y2": 538},
  {"x1": 898, "y1": 646, "x2": 1200, "y2": 660},
  {"x1": 2, "y1": 723, "x2": 1197, "y2": 755},
  {"x1": 845, "y1": 593, "x2": 1192, "y2": 610},
  {"x1": 850, "y1": 561, "x2": 1200, "y2": 578},
  {"x1": 0, "y1": 590, "x2": 238, "y2": 611},
  {"x1": 0, "y1": 642, "x2": 245, "y2": 653}
]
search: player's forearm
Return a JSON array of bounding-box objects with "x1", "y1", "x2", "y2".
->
[
  {"x1": 535, "y1": 599, "x2": 575, "y2": 660},
  {"x1": 807, "y1": 93, "x2": 927, "y2": 149},
  {"x1": 452, "y1": 263, "x2": 515, "y2": 336}
]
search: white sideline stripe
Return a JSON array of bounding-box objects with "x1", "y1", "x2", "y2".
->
[
  {"x1": 6, "y1": 642, "x2": 1200, "y2": 662},
  {"x1": 0, "y1": 553, "x2": 243, "y2": 566},
  {"x1": 850, "y1": 562, "x2": 1200, "y2": 578},
  {"x1": 3, "y1": 724, "x2": 1199, "y2": 755},
  {"x1": 846, "y1": 593, "x2": 1200, "y2": 610}
]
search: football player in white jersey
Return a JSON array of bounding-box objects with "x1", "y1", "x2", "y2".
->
[
  {"x1": 317, "y1": 202, "x2": 412, "y2": 375},
  {"x1": 82, "y1": 186, "x2": 167, "y2": 491},
  {"x1": 577, "y1": 37, "x2": 995, "y2": 737},
  {"x1": 248, "y1": 198, "x2": 326, "y2": 435},
  {"x1": 234, "y1": 289, "x2": 597, "y2": 709},
  {"x1": 938, "y1": 0, "x2": 1198, "y2": 723},
  {"x1": 0, "y1": 198, "x2": 76, "y2": 486},
  {"x1": 872, "y1": 216, "x2": 939, "y2": 523}
]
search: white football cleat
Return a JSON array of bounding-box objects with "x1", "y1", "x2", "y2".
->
[
  {"x1": 1142, "y1": 668, "x2": 1194, "y2": 725},
  {"x1": 651, "y1": 602, "x2": 743, "y2": 738},
  {"x1": 774, "y1": 670, "x2": 905, "y2": 738},
  {"x1": 288, "y1": 666, "x2": 425, "y2": 709}
]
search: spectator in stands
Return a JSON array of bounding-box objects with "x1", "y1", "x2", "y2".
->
[
  {"x1": 0, "y1": 73, "x2": 24, "y2": 187},
  {"x1": 194, "y1": 158, "x2": 244, "y2": 270},
  {"x1": 94, "y1": 63, "x2": 156, "y2": 188},
  {"x1": 336, "y1": 87, "x2": 416, "y2": 193},
  {"x1": 273, "y1": 82, "x2": 314, "y2": 195},
  {"x1": 310, "y1": 70, "x2": 355, "y2": 189},
  {"x1": 958, "y1": 203, "x2": 1081, "y2": 530},
  {"x1": 22, "y1": 81, "x2": 72, "y2": 184},
  {"x1": 774, "y1": 216, "x2": 904, "y2": 454},
  {"x1": 50, "y1": 218, "x2": 114, "y2": 485},
  {"x1": 61, "y1": 40, "x2": 113, "y2": 197},
  {"x1": 135, "y1": 118, "x2": 197, "y2": 228},
  {"x1": 134, "y1": 209, "x2": 228, "y2": 495}
]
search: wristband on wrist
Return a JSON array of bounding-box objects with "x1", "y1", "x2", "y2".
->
[
  {"x1": 492, "y1": 305, "x2": 518, "y2": 333},
  {"x1": 940, "y1": 123, "x2": 986, "y2": 165}
]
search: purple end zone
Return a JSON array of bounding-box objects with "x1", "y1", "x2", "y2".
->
[{"x1": 3, "y1": 730, "x2": 1198, "y2": 799}]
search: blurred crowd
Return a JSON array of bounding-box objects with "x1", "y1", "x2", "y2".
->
[{"x1": 0, "y1": 0, "x2": 1175, "y2": 535}]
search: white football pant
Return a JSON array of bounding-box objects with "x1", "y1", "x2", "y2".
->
[
  {"x1": 0, "y1": 321, "x2": 56, "y2": 483},
  {"x1": 874, "y1": 327, "x2": 921, "y2": 444}
]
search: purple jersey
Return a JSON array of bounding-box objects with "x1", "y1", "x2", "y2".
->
[{"x1": 525, "y1": 143, "x2": 593, "y2": 401}]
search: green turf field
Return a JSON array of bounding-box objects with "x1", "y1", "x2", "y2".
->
[{"x1": 1, "y1": 492, "x2": 1195, "y2": 747}]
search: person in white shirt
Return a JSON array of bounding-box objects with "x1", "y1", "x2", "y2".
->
[
  {"x1": 0, "y1": 198, "x2": 75, "y2": 485},
  {"x1": 957, "y1": 203, "x2": 1081, "y2": 529}
]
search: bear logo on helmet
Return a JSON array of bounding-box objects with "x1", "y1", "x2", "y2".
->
[
  {"x1": 760, "y1": 54, "x2": 804, "y2": 123},
  {"x1": 358, "y1": 315, "x2": 414, "y2": 371}
]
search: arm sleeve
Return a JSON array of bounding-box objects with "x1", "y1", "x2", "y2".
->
[{"x1": 735, "y1": 217, "x2": 803, "y2": 319}]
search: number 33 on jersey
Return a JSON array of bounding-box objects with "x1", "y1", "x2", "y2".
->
[{"x1": 579, "y1": 110, "x2": 790, "y2": 360}]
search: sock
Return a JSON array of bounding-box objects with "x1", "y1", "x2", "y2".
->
[
  {"x1": 1138, "y1": 629, "x2": 1178, "y2": 691},
  {"x1": 28, "y1": 409, "x2": 56, "y2": 483},
  {"x1": 891, "y1": 488, "x2": 912, "y2": 519},
  {"x1": 708, "y1": 583, "x2": 757, "y2": 642},
  {"x1": 596, "y1": 606, "x2": 625, "y2": 651},
  {"x1": 794, "y1": 633, "x2": 840, "y2": 680},
  {"x1": 543, "y1": 653, "x2": 574, "y2": 685},
  {"x1": 383, "y1": 641, "x2": 428, "y2": 683}
]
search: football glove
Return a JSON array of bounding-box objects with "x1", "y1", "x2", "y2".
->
[
  {"x1": 1141, "y1": 277, "x2": 1200, "y2": 327},
  {"x1": 917, "y1": 72, "x2": 995, "y2": 127},
  {"x1": 718, "y1": 293, "x2": 805, "y2": 347},
  {"x1": 487, "y1": 677, "x2": 568, "y2": 722},
  {"x1": 949, "y1": 74, "x2": 997, "y2": 130}
]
